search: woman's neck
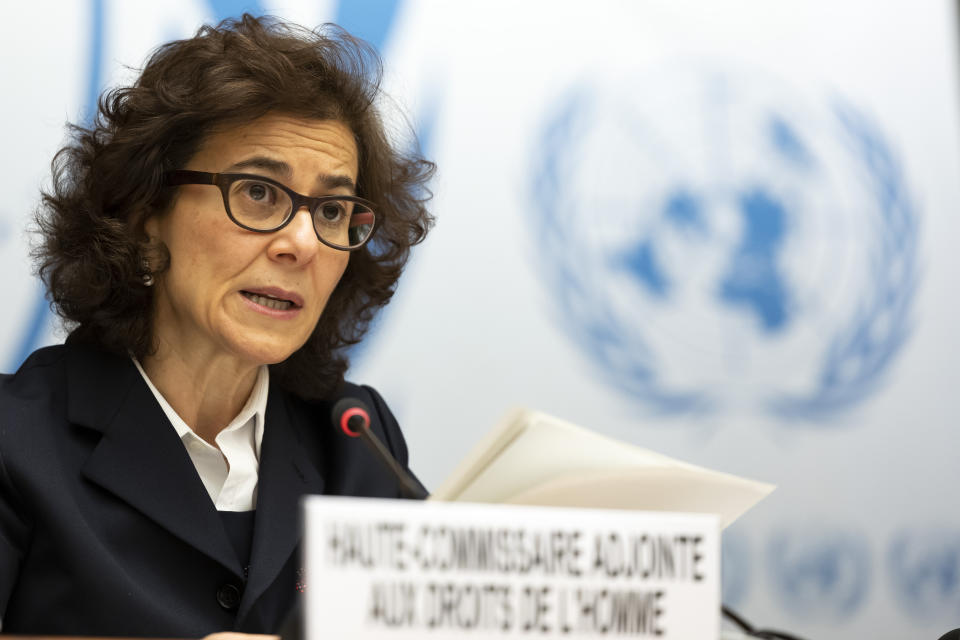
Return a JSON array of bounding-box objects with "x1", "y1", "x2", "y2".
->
[{"x1": 140, "y1": 344, "x2": 260, "y2": 445}]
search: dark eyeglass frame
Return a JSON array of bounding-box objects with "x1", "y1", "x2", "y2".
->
[{"x1": 164, "y1": 169, "x2": 377, "y2": 251}]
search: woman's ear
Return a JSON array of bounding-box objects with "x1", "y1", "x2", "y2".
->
[
  {"x1": 143, "y1": 212, "x2": 160, "y2": 241},
  {"x1": 138, "y1": 212, "x2": 171, "y2": 280}
]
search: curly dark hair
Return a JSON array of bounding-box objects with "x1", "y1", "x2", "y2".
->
[{"x1": 34, "y1": 14, "x2": 434, "y2": 400}]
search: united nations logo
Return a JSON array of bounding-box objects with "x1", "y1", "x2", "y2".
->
[
  {"x1": 531, "y1": 68, "x2": 919, "y2": 418},
  {"x1": 888, "y1": 528, "x2": 960, "y2": 620},
  {"x1": 766, "y1": 527, "x2": 871, "y2": 620}
]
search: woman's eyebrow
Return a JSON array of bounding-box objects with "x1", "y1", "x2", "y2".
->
[
  {"x1": 317, "y1": 174, "x2": 356, "y2": 193},
  {"x1": 226, "y1": 157, "x2": 355, "y2": 192},
  {"x1": 226, "y1": 156, "x2": 292, "y2": 177}
]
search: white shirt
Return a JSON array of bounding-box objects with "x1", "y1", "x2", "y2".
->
[{"x1": 132, "y1": 358, "x2": 269, "y2": 511}]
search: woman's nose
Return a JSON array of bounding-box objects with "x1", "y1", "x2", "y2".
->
[{"x1": 269, "y1": 207, "x2": 321, "y2": 264}]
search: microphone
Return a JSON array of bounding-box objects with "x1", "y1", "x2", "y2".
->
[{"x1": 331, "y1": 398, "x2": 428, "y2": 499}]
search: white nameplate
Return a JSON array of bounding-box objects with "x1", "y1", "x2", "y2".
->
[{"x1": 303, "y1": 496, "x2": 720, "y2": 639}]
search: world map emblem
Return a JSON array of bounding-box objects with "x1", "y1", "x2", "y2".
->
[{"x1": 531, "y1": 68, "x2": 919, "y2": 418}]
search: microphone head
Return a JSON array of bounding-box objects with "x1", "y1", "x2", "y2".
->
[{"x1": 331, "y1": 397, "x2": 372, "y2": 438}]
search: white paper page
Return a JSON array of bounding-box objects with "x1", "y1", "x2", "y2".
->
[
  {"x1": 430, "y1": 410, "x2": 774, "y2": 528},
  {"x1": 504, "y1": 467, "x2": 773, "y2": 528}
]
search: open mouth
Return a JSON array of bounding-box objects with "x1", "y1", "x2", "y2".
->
[{"x1": 241, "y1": 291, "x2": 298, "y2": 311}]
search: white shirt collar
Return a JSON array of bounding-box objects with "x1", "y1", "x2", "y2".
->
[{"x1": 132, "y1": 358, "x2": 269, "y2": 510}]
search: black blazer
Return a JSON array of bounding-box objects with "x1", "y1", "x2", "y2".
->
[{"x1": 0, "y1": 343, "x2": 420, "y2": 636}]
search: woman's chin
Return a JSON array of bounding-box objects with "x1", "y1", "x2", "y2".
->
[
  {"x1": 218, "y1": 321, "x2": 312, "y2": 367},
  {"x1": 244, "y1": 346, "x2": 300, "y2": 367},
  {"x1": 226, "y1": 336, "x2": 303, "y2": 368}
]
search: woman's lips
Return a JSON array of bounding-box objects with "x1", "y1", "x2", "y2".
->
[
  {"x1": 240, "y1": 286, "x2": 304, "y2": 305},
  {"x1": 239, "y1": 287, "x2": 304, "y2": 315},
  {"x1": 242, "y1": 291, "x2": 294, "y2": 310}
]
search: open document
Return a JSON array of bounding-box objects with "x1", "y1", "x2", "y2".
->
[{"x1": 429, "y1": 409, "x2": 774, "y2": 528}]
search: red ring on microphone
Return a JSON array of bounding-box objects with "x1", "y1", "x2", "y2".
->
[{"x1": 339, "y1": 407, "x2": 369, "y2": 437}]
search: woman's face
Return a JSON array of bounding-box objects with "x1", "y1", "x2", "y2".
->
[{"x1": 145, "y1": 113, "x2": 356, "y2": 367}]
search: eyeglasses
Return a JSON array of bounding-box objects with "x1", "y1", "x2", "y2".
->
[{"x1": 164, "y1": 170, "x2": 377, "y2": 251}]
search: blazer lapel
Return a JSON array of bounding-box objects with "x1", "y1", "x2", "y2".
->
[
  {"x1": 68, "y1": 345, "x2": 241, "y2": 575},
  {"x1": 238, "y1": 387, "x2": 325, "y2": 623}
]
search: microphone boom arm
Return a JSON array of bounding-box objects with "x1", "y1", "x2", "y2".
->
[{"x1": 356, "y1": 424, "x2": 428, "y2": 499}]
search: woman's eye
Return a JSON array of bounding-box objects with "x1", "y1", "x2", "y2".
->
[
  {"x1": 246, "y1": 182, "x2": 273, "y2": 202},
  {"x1": 320, "y1": 202, "x2": 346, "y2": 222}
]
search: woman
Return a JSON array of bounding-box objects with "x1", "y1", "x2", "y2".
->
[{"x1": 0, "y1": 14, "x2": 433, "y2": 636}]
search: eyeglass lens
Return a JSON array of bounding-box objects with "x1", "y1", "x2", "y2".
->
[{"x1": 228, "y1": 178, "x2": 374, "y2": 248}]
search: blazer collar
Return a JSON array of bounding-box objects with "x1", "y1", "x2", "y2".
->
[{"x1": 68, "y1": 344, "x2": 241, "y2": 574}]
